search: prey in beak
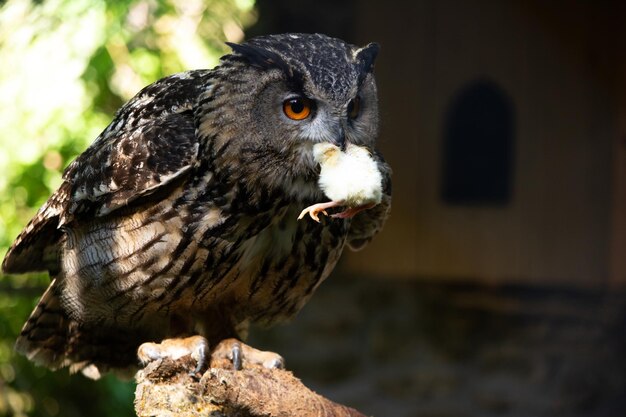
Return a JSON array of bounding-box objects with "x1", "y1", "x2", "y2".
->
[{"x1": 298, "y1": 142, "x2": 383, "y2": 222}]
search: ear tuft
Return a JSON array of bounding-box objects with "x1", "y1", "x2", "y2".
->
[{"x1": 355, "y1": 42, "x2": 380, "y2": 83}]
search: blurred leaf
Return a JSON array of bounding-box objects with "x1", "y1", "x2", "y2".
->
[{"x1": 0, "y1": 0, "x2": 256, "y2": 416}]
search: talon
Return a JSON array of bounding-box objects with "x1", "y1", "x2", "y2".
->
[
  {"x1": 191, "y1": 337, "x2": 209, "y2": 374},
  {"x1": 211, "y1": 338, "x2": 285, "y2": 370},
  {"x1": 231, "y1": 341, "x2": 242, "y2": 371},
  {"x1": 137, "y1": 335, "x2": 209, "y2": 374},
  {"x1": 137, "y1": 342, "x2": 163, "y2": 365},
  {"x1": 264, "y1": 356, "x2": 285, "y2": 369}
]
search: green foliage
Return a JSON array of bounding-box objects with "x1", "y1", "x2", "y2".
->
[{"x1": 0, "y1": 0, "x2": 256, "y2": 415}]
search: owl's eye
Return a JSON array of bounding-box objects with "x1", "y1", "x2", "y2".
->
[
  {"x1": 283, "y1": 97, "x2": 312, "y2": 120},
  {"x1": 347, "y1": 96, "x2": 361, "y2": 120}
]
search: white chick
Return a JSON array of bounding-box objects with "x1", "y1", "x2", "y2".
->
[{"x1": 298, "y1": 142, "x2": 383, "y2": 222}]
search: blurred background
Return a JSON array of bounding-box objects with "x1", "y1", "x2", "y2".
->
[{"x1": 1, "y1": 0, "x2": 625, "y2": 416}]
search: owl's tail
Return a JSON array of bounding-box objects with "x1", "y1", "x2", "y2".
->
[
  {"x1": 15, "y1": 279, "x2": 139, "y2": 379},
  {"x1": 16, "y1": 279, "x2": 69, "y2": 364},
  {"x1": 14, "y1": 279, "x2": 94, "y2": 373}
]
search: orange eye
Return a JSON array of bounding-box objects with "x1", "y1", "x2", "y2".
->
[
  {"x1": 347, "y1": 96, "x2": 361, "y2": 119},
  {"x1": 283, "y1": 97, "x2": 312, "y2": 120}
]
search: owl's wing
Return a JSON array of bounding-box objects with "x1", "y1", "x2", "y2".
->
[
  {"x1": 2, "y1": 71, "x2": 213, "y2": 273},
  {"x1": 64, "y1": 110, "x2": 197, "y2": 218},
  {"x1": 347, "y1": 152, "x2": 392, "y2": 251}
]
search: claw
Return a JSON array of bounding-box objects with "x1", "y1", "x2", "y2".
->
[
  {"x1": 231, "y1": 341, "x2": 243, "y2": 371},
  {"x1": 137, "y1": 335, "x2": 210, "y2": 375},
  {"x1": 211, "y1": 338, "x2": 285, "y2": 370},
  {"x1": 191, "y1": 337, "x2": 209, "y2": 375}
]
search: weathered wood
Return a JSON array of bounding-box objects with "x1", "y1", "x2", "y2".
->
[{"x1": 135, "y1": 355, "x2": 367, "y2": 417}]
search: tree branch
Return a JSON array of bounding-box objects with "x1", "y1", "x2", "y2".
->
[{"x1": 134, "y1": 355, "x2": 367, "y2": 417}]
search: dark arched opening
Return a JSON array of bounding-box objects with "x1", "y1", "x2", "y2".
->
[{"x1": 441, "y1": 78, "x2": 515, "y2": 205}]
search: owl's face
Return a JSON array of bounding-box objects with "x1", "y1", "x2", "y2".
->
[{"x1": 201, "y1": 33, "x2": 380, "y2": 201}]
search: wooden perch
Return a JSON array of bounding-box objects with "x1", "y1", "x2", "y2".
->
[{"x1": 134, "y1": 355, "x2": 368, "y2": 417}]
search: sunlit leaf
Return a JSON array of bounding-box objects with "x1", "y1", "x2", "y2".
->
[{"x1": 0, "y1": 0, "x2": 256, "y2": 415}]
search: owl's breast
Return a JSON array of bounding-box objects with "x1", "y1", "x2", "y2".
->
[{"x1": 225, "y1": 205, "x2": 350, "y2": 325}]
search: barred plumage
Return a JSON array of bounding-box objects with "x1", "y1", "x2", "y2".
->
[{"x1": 2, "y1": 33, "x2": 391, "y2": 376}]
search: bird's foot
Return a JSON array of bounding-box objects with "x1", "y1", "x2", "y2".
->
[
  {"x1": 137, "y1": 335, "x2": 209, "y2": 376},
  {"x1": 330, "y1": 202, "x2": 376, "y2": 219},
  {"x1": 210, "y1": 338, "x2": 285, "y2": 371},
  {"x1": 298, "y1": 201, "x2": 342, "y2": 222}
]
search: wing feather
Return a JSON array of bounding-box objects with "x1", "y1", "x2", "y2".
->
[
  {"x1": 65, "y1": 111, "x2": 198, "y2": 218},
  {"x1": 2, "y1": 70, "x2": 213, "y2": 274}
]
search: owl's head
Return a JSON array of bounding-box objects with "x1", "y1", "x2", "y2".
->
[{"x1": 198, "y1": 33, "x2": 380, "y2": 202}]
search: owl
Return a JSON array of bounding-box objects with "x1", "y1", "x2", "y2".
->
[{"x1": 2, "y1": 33, "x2": 391, "y2": 377}]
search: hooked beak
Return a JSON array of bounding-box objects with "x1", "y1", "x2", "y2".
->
[{"x1": 334, "y1": 126, "x2": 347, "y2": 151}]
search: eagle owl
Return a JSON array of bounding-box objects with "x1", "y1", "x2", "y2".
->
[{"x1": 2, "y1": 33, "x2": 391, "y2": 377}]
